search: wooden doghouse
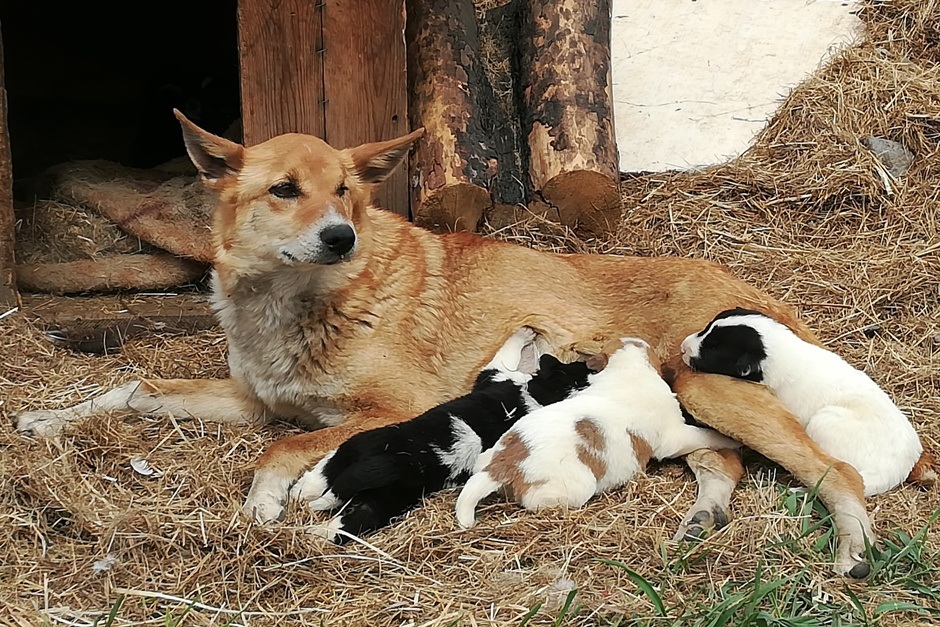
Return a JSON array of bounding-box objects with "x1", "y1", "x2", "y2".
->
[
  {"x1": 0, "y1": 0, "x2": 621, "y2": 333},
  {"x1": 0, "y1": 0, "x2": 409, "y2": 312}
]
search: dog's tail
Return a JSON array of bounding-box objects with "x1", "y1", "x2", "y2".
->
[
  {"x1": 455, "y1": 471, "x2": 501, "y2": 529},
  {"x1": 907, "y1": 448, "x2": 938, "y2": 489}
]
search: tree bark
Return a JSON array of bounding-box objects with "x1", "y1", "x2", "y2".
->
[
  {"x1": 0, "y1": 26, "x2": 18, "y2": 308},
  {"x1": 520, "y1": 0, "x2": 622, "y2": 234},
  {"x1": 406, "y1": 0, "x2": 515, "y2": 232}
]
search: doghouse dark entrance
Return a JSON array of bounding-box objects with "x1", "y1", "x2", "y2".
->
[{"x1": 0, "y1": 0, "x2": 240, "y2": 198}]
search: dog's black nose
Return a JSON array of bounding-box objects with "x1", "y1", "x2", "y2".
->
[{"x1": 320, "y1": 224, "x2": 356, "y2": 256}]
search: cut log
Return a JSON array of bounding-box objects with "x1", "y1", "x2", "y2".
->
[
  {"x1": 0, "y1": 26, "x2": 18, "y2": 308},
  {"x1": 16, "y1": 254, "x2": 208, "y2": 295},
  {"x1": 50, "y1": 160, "x2": 215, "y2": 262},
  {"x1": 478, "y1": 0, "x2": 531, "y2": 227},
  {"x1": 22, "y1": 293, "x2": 217, "y2": 354},
  {"x1": 406, "y1": 0, "x2": 505, "y2": 232},
  {"x1": 520, "y1": 0, "x2": 622, "y2": 234}
]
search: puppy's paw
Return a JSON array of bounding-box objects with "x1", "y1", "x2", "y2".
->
[
  {"x1": 15, "y1": 409, "x2": 70, "y2": 437},
  {"x1": 673, "y1": 504, "x2": 730, "y2": 541},
  {"x1": 307, "y1": 516, "x2": 344, "y2": 544},
  {"x1": 289, "y1": 468, "x2": 329, "y2": 503},
  {"x1": 307, "y1": 491, "x2": 342, "y2": 512}
]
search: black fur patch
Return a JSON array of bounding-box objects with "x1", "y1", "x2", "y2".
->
[
  {"x1": 315, "y1": 355, "x2": 591, "y2": 542},
  {"x1": 688, "y1": 322, "x2": 768, "y2": 383},
  {"x1": 698, "y1": 307, "x2": 766, "y2": 336}
]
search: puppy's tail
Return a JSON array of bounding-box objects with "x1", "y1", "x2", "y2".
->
[
  {"x1": 907, "y1": 448, "x2": 938, "y2": 489},
  {"x1": 456, "y1": 471, "x2": 501, "y2": 529}
]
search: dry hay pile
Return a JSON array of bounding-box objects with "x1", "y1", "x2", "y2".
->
[{"x1": 1, "y1": 1, "x2": 939, "y2": 624}]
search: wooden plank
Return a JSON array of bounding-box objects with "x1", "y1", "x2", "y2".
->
[
  {"x1": 322, "y1": 0, "x2": 410, "y2": 217},
  {"x1": 237, "y1": 0, "x2": 326, "y2": 146},
  {"x1": 22, "y1": 294, "x2": 217, "y2": 354},
  {"x1": 0, "y1": 25, "x2": 18, "y2": 309}
]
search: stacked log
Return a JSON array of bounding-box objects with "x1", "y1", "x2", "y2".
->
[
  {"x1": 0, "y1": 29, "x2": 17, "y2": 307},
  {"x1": 405, "y1": 0, "x2": 622, "y2": 235},
  {"x1": 520, "y1": 0, "x2": 621, "y2": 234},
  {"x1": 405, "y1": 0, "x2": 524, "y2": 233}
]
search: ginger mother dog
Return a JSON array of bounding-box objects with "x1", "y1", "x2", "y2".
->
[{"x1": 15, "y1": 112, "x2": 890, "y2": 577}]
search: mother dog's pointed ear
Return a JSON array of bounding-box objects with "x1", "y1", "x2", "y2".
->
[
  {"x1": 346, "y1": 128, "x2": 425, "y2": 185},
  {"x1": 174, "y1": 109, "x2": 244, "y2": 184}
]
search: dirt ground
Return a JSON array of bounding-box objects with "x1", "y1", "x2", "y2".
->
[{"x1": 2, "y1": 1, "x2": 939, "y2": 625}]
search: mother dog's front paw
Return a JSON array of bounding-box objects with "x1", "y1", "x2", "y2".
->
[
  {"x1": 241, "y1": 494, "x2": 286, "y2": 524},
  {"x1": 14, "y1": 409, "x2": 70, "y2": 437},
  {"x1": 243, "y1": 469, "x2": 293, "y2": 524}
]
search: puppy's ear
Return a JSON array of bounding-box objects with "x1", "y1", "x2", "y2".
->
[
  {"x1": 585, "y1": 352, "x2": 609, "y2": 372},
  {"x1": 538, "y1": 354, "x2": 561, "y2": 371},
  {"x1": 175, "y1": 109, "x2": 244, "y2": 184},
  {"x1": 346, "y1": 128, "x2": 425, "y2": 185},
  {"x1": 517, "y1": 341, "x2": 540, "y2": 375}
]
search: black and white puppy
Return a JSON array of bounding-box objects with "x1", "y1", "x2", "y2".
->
[
  {"x1": 681, "y1": 308, "x2": 923, "y2": 496},
  {"x1": 288, "y1": 328, "x2": 592, "y2": 542}
]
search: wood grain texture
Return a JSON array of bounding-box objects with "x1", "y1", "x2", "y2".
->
[
  {"x1": 237, "y1": 0, "x2": 326, "y2": 146},
  {"x1": 323, "y1": 0, "x2": 410, "y2": 217},
  {"x1": 22, "y1": 293, "x2": 217, "y2": 354},
  {"x1": 521, "y1": 0, "x2": 622, "y2": 234},
  {"x1": 406, "y1": 0, "x2": 499, "y2": 232},
  {"x1": 0, "y1": 25, "x2": 18, "y2": 308}
]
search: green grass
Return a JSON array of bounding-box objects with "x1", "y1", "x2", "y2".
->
[{"x1": 583, "y1": 499, "x2": 940, "y2": 627}]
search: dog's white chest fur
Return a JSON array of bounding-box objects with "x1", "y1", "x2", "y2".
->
[{"x1": 211, "y1": 271, "x2": 347, "y2": 425}]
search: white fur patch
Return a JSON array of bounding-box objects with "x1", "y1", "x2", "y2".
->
[
  {"x1": 290, "y1": 451, "x2": 336, "y2": 504},
  {"x1": 431, "y1": 416, "x2": 484, "y2": 482}
]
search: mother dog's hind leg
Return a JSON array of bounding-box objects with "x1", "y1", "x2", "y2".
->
[
  {"x1": 673, "y1": 368, "x2": 874, "y2": 578},
  {"x1": 674, "y1": 448, "x2": 744, "y2": 541},
  {"x1": 15, "y1": 378, "x2": 266, "y2": 436},
  {"x1": 243, "y1": 408, "x2": 412, "y2": 524}
]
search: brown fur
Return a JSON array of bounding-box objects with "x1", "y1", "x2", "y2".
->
[
  {"x1": 575, "y1": 419, "x2": 608, "y2": 479},
  {"x1": 908, "y1": 450, "x2": 938, "y2": 488},
  {"x1": 486, "y1": 432, "x2": 542, "y2": 501},
  {"x1": 630, "y1": 433, "x2": 654, "y2": 470}
]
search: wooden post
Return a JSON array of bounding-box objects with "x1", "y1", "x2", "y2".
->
[
  {"x1": 0, "y1": 26, "x2": 18, "y2": 309},
  {"x1": 405, "y1": 0, "x2": 501, "y2": 233},
  {"x1": 237, "y1": 0, "x2": 326, "y2": 145},
  {"x1": 322, "y1": 0, "x2": 410, "y2": 218},
  {"x1": 520, "y1": 0, "x2": 622, "y2": 234}
]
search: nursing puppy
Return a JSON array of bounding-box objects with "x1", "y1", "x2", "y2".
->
[
  {"x1": 289, "y1": 328, "x2": 593, "y2": 542},
  {"x1": 456, "y1": 338, "x2": 740, "y2": 528},
  {"x1": 681, "y1": 309, "x2": 927, "y2": 496}
]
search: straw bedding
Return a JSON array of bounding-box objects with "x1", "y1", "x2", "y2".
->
[{"x1": 1, "y1": 1, "x2": 939, "y2": 624}]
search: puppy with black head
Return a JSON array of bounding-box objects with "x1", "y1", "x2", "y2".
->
[
  {"x1": 681, "y1": 309, "x2": 928, "y2": 497},
  {"x1": 288, "y1": 327, "x2": 593, "y2": 542}
]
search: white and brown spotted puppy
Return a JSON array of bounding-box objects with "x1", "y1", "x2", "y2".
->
[
  {"x1": 455, "y1": 338, "x2": 740, "y2": 527},
  {"x1": 681, "y1": 308, "x2": 928, "y2": 497}
]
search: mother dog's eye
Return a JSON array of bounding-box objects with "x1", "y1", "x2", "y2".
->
[
  {"x1": 336, "y1": 183, "x2": 349, "y2": 197},
  {"x1": 269, "y1": 181, "x2": 301, "y2": 199}
]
